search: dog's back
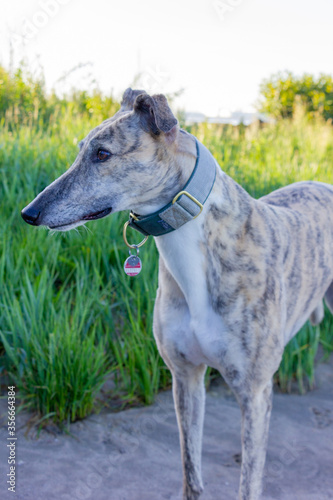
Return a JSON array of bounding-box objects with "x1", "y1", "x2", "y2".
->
[
  {"x1": 260, "y1": 180, "x2": 333, "y2": 213},
  {"x1": 259, "y1": 181, "x2": 333, "y2": 341}
]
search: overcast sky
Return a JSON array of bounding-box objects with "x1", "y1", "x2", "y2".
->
[{"x1": 1, "y1": 0, "x2": 332, "y2": 115}]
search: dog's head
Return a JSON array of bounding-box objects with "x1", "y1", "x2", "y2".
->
[{"x1": 21, "y1": 89, "x2": 190, "y2": 231}]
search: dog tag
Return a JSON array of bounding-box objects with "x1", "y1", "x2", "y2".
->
[{"x1": 124, "y1": 254, "x2": 142, "y2": 276}]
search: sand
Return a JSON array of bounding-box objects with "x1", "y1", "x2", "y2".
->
[{"x1": 1, "y1": 358, "x2": 333, "y2": 500}]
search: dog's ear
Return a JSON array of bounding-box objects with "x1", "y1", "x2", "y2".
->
[
  {"x1": 134, "y1": 93, "x2": 178, "y2": 142},
  {"x1": 121, "y1": 88, "x2": 147, "y2": 111}
]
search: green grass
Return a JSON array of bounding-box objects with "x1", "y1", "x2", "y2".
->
[
  {"x1": 1, "y1": 267, "x2": 110, "y2": 422},
  {"x1": 0, "y1": 109, "x2": 332, "y2": 424},
  {"x1": 0, "y1": 112, "x2": 171, "y2": 421}
]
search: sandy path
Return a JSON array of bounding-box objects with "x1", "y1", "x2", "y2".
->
[{"x1": 1, "y1": 359, "x2": 333, "y2": 500}]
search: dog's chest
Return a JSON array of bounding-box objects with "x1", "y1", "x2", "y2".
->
[{"x1": 155, "y1": 229, "x2": 247, "y2": 373}]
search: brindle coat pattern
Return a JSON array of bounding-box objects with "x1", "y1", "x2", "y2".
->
[{"x1": 21, "y1": 89, "x2": 333, "y2": 500}]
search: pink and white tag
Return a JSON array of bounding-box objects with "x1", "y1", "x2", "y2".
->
[{"x1": 124, "y1": 255, "x2": 142, "y2": 276}]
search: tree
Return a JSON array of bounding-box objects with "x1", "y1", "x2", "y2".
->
[{"x1": 258, "y1": 71, "x2": 333, "y2": 121}]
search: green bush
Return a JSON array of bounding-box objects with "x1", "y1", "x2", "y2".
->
[
  {"x1": 258, "y1": 71, "x2": 333, "y2": 121},
  {"x1": 0, "y1": 62, "x2": 120, "y2": 130}
]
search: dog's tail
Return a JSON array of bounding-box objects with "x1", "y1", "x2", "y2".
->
[{"x1": 309, "y1": 282, "x2": 333, "y2": 326}]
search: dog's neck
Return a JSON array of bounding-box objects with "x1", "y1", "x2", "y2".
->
[
  {"x1": 153, "y1": 132, "x2": 254, "y2": 309},
  {"x1": 171, "y1": 129, "x2": 252, "y2": 221},
  {"x1": 171, "y1": 129, "x2": 253, "y2": 225},
  {"x1": 130, "y1": 130, "x2": 198, "y2": 217},
  {"x1": 174, "y1": 129, "x2": 198, "y2": 177}
]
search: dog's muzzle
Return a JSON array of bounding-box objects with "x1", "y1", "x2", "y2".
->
[{"x1": 21, "y1": 205, "x2": 113, "y2": 228}]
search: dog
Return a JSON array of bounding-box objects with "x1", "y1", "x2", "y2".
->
[{"x1": 21, "y1": 88, "x2": 333, "y2": 500}]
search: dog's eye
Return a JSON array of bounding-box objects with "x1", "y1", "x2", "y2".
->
[{"x1": 97, "y1": 149, "x2": 111, "y2": 162}]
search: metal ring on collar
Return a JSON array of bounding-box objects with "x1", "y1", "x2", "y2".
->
[{"x1": 123, "y1": 221, "x2": 149, "y2": 249}]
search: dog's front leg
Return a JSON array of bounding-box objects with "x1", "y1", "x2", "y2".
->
[
  {"x1": 172, "y1": 364, "x2": 206, "y2": 500},
  {"x1": 238, "y1": 380, "x2": 273, "y2": 500},
  {"x1": 154, "y1": 259, "x2": 206, "y2": 499}
]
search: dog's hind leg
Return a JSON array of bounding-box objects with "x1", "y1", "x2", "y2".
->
[
  {"x1": 325, "y1": 281, "x2": 333, "y2": 314},
  {"x1": 309, "y1": 300, "x2": 325, "y2": 325},
  {"x1": 238, "y1": 380, "x2": 273, "y2": 500},
  {"x1": 172, "y1": 364, "x2": 206, "y2": 500}
]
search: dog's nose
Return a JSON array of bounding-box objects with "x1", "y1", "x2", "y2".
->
[{"x1": 21, "y1": 206, "x2": 41, "y2": 225}]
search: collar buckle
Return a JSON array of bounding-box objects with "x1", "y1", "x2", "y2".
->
[{"x1": 172, "y1": 190, "x2": 203, "y2": 219}]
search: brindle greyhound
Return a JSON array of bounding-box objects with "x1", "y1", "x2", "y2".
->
[{"x1": 21, "y1": 89, "x2": 333, "y2": 500}]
